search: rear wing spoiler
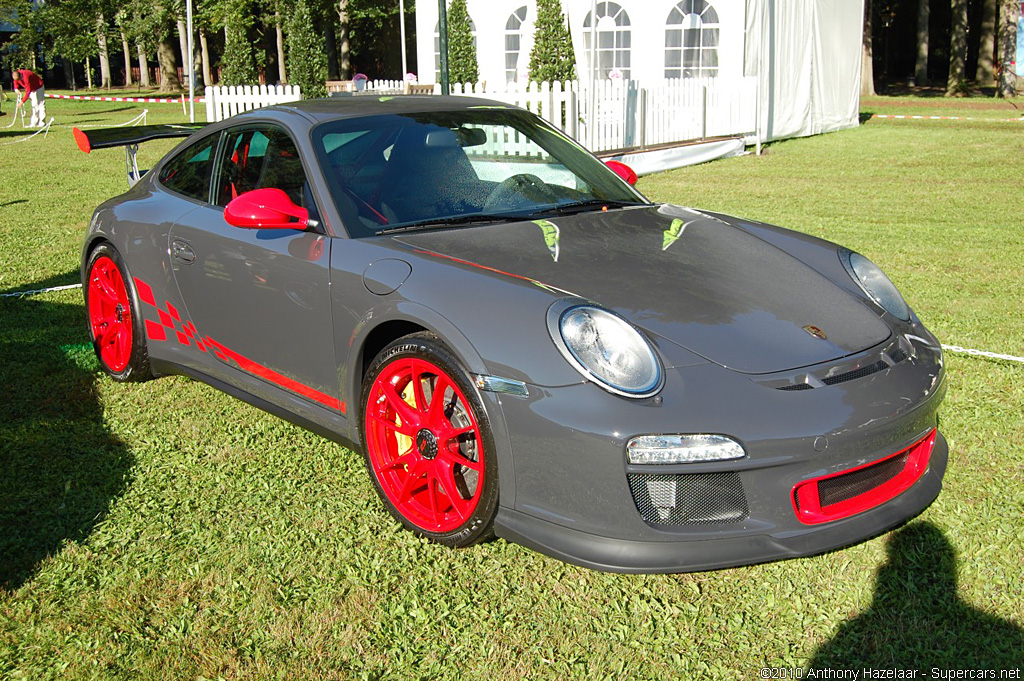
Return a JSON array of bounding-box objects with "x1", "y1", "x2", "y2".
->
[{"x1": 73, "y1": 123, "x2": 208, "y2": 186}]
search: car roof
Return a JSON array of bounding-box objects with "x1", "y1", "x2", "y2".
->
[{"x1": 260, "y1": 95, "x2": 523, "y2": 123}]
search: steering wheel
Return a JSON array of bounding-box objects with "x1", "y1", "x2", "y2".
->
[{"x1": 483, "y1": 173, "x2": 557, "y2": 211}]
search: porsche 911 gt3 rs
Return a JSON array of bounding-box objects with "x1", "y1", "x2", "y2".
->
[{"x1": 76, "y1": 96, "x2": 947, "y2": 573}]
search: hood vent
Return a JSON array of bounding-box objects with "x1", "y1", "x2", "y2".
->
[{"x1": 769, "y1": 337, "x2": 912, "y2": 392}]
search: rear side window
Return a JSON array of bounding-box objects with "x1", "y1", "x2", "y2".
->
[{"x1": 158, "y1": 135, "x2": 218, "y2": 201}]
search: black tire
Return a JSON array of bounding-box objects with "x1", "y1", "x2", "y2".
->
[
  {"x1": 360, "y1": 332, "x2": 498, "y2": 547},
  {"x1": 84, "y1": 243, "x2": 153, "y2": 382}
]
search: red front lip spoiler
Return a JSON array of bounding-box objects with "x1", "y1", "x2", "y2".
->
[{"x1": 792, "y1": 429, "x2": 937, "y2": 525}]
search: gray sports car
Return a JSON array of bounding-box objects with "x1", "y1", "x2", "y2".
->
[{"x1": 76, "y1": 96, "x2": 947, "y2": 573}]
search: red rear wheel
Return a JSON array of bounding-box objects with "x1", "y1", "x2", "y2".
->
[
  {"x1": 361, "y1": 334, "x2": 498, "y2": 546},
  {"x1": 88, "y1": 255, "x2": 133, "y2": 373},
  {"x1": 85, "y1": 244, "x2": 152, "y2": 382}
]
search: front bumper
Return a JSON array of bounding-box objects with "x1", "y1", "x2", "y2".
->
[
  {"x1": 495, "y1": 431, "x2": 946, "y2": 573},
  {"x1": 489, "y1": 332, "x2": 947, "y2": 573}
]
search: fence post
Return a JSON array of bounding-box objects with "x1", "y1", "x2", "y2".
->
[
  {"x1": 639, "y1": 86, "x2": 647, "y2": 148},
  {"x1": 205, "y1": 86, "x2": 216, "y2": 122},
  {"x1": 701, "y1": 84, "x2": 708, "y2": 140}
]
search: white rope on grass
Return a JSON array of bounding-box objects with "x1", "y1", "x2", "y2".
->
[
  {"x1": 941, "y1": 344, "x2": 1024, "y2": 364},
  {"x1": 66, "y1": 109, "x2": 149, "y2": 129},
  {"x1": 3, "y1": 285, "x2": 1022, "y2": 365},
  {"x1": 0, "y1": 117, "x2": 55, "y2": 145},
  {"x1": 0, "y1": 283, "x2": 82, "y2": 298}
]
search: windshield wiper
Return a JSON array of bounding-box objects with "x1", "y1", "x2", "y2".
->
[
  {"x1": 525, "y1": 199, "x2": 647, "y2": 218},
  {"x1": 379, "y1": 212, "x2": 530, "y2": 234}
]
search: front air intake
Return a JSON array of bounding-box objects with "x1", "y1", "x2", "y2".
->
[
  {"x1": 628, "y1": 472, "x2": 748, "y2": 526},
  {"x1": 792, "y1": 429, "x2": 936, "y2": 524}
]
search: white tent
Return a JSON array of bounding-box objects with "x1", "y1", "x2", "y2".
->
[
  {"x1": 744, "y1": 0, "x2": 863, "y2": 143},
  {"x1": 416, "y1": 0, "x2": 864, "y2": 149}
]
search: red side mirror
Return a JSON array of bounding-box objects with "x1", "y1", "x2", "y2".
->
[
  {"x1": 224, "y1": 188, "x2": 309, "y2": 230},
  {"x1": 605, "y1": 160, "x2": 638, "y2": 186}
]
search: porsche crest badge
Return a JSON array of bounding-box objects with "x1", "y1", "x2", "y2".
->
[{"x1": 803, "y1": 325, "x2": 828, "y2": 340}]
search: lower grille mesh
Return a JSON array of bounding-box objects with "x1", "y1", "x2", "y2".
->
[
  {"x1": 628, "y1": 472, "x2": 748, "y2": 526},
  {"x1": 818, "y1": 452, "x2": 910, "y2": 507}
]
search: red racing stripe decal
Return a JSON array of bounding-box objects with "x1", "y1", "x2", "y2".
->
[
  {"x1": 134, "y1": 277, "x2": 345, "y2": 414},
  {"x1": 203, "y1": 337, "x2": 345, "y2": 413}
]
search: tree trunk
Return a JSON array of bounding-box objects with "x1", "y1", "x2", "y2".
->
[
  {"x1": 276, "y1": 12, "x2": 287, "y2": 83},
  {"x1": 121, "y1": 30, "x2": 134, "y2": 87},
  {"x1": 200, "y1": 28, "x2": 213, "y2": 86},
  {"x1": 177, "y1": 18, "x2": 189, "y2": 87},
  {"x1": 946, "y1": 0, "x2": 969, "y2": 95},
  {"x1": 63, "y1": 59, "x2": 76, "y2": 91},
  {"x1": 997, "y1": 0, "x2": 1021, "y2": 96},
  {"x1": 337, "y1": 0, "x2": 351, "y2": 78},
  {"x1": 862, "y1": 0, "x2": 876, "y2": 96},
  {"x1": 85, "y1": 59, "x2": 93, "y2": 89},
  {"x1": 97, "y1": 13, "x2": 111, "y2": 88},
  {"x1": 975, "y1": 0, "x2": 997, "y2": 84},
  {"x1": 157, "y1": 38, "x2": 181, "y2": 92},
  {"x1": 915, "y1": 0, "x2": 930, "y2": 85},
  {"x1": 137, "y1": 43, "x2": 151, "y2": 87},
  {"x1": 326, "y1": 22, "x2": 339, "y2": 79}
]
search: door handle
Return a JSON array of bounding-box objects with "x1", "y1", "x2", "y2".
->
[{"x1": 171, "y1": 240, "x2": 196, "y2": 264}]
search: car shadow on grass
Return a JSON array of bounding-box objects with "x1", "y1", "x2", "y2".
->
[
  {"x1": 0, "y1": 273, "x2": 132, "y2": 592},
  {"x1": 809, "y1": 521, "x2": 1024, "y2": 670}
]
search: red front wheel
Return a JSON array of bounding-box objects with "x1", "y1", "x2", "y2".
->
[
  {"x1": 85, "y1": 244, "x2": 152, "y2": 382},
  {"x1": 361, "y1": 333, "x2": 498, "y2": 547}
]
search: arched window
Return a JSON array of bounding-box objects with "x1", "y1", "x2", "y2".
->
[
  {"x1": 583, "y1": 2, "x2": 631, "y2": 80},
  {"x1": 505, "y1": 6, "x2": 529, "y2": 83},
  {"x1": 434, "y1": 19, "x2": 478, "y2": 82},
  {"x1": 665, "y1": 0, "x2": 719, "y2": 79}
]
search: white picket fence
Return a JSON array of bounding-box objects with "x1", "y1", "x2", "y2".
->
[
  {"x1": 203, "y1": 78, "x2": 756, "y2": 154},
  {"x1": 444, "y1": 78, "x2": 756, "y2": 154},
  {"x1": 204, "y1": 84, "x2": 302, "y2": 122}
]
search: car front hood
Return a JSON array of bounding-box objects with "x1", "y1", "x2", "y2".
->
[{"x1": 394, "y1": 205, "x2": 891, "y2": 374}]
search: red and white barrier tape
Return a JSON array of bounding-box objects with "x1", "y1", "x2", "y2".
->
[
  {"x1": 872, "y1": 114, "x2": 1024, "y2": 123},
  {"x1": 46, "y1": 93, "x2": 204, "y2": 104}
]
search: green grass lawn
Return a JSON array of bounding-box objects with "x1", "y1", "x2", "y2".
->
[{"x1": 1, "y1": 95, "x2": 1022, "y2": 679}]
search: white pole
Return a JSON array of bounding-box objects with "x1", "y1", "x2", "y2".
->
[
  {"x1": 755, "y1": 0, "x2": 765, "y2": 155},
  {"x1": 588, "y1": 0, "x2": 597, "y2": 149},
  {"x1": 399, "y1": 0, "x2": 408, "y2": 77},
  {"x1": 187, "y1": 0, "x2": 195, "y2": 122}
]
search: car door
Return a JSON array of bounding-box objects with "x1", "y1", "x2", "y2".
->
[{"x1": 167, "y1": 123, "x2": 342, "y2": 412}]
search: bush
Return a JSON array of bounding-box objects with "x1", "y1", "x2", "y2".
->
[
  {"x1": 287, "y1": 0, "x2": 328, "y2": 98},
  {"x1": 529, "y1": 0, "x2": 576, "y2": 83}
]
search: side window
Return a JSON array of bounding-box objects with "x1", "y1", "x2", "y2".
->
[
  {"x1": 213, "y1": 126, "x2": 310, "y2": 208},
  {"x1": 158, "y1": 134, "x2": 218, "y2": 201}
]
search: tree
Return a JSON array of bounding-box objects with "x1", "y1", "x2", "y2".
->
[
  {"x1": 862, "y1": 0, "x2": 876, "y2": 96},
  {"x1": 997, "y1": 0, "x2": 1021, "y2": 96},
  {"x1": 45, "y1": 0, "x2": 99, "y2": 87},
  {"x1": 915, "y1": 0, "x2": 929, "y2": 85},
  {"x1": 946, "y1": 0, "x2": 969, "y2": 95},
  {"x1": 287, "y1": 0, "x2": 327, "y2": 97},
  {"x1": 97, "y1": 10, "x2": 112, "y2": 88},
  {"x1": 446, "y1": 0, "x2": 477, "y2": 84},
  {"x1": 220, "y1": 0, "x2": 259, "y2": 85},
  {"x1": 975, "y1": 0, "x2": 997, "y2": 84},
  {"x1": 529, "y1": 0, "x2": 576, "y2": 82}
]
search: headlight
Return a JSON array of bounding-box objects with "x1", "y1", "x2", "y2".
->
[
  {"x1": 548, "y1": 302, "x2": 663, "y2": 398},
  {"x1": 839, "y1": 249, "x2": 911, "y2": 321}
]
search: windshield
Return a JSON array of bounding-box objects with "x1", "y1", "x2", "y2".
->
[{"x1": 311, "y1": 108, "x2": 648, "y2": 237}]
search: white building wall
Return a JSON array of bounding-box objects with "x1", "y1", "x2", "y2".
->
[{"x1": 416, "y1": 0, "x2": 747, "y2": 86}]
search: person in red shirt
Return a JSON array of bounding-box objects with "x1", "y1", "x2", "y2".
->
[{"x1": 12, "y1": 69, "x2": 47, "y2": 127}]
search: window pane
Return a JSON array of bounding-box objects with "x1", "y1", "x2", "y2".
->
[{"x1": 159, "y1": 134, "x2": 218, "y2": 202}]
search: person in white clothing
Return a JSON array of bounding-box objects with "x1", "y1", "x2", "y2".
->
[{"x1": 13, "y1": 69, "x2": 47, "y2": 127}]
